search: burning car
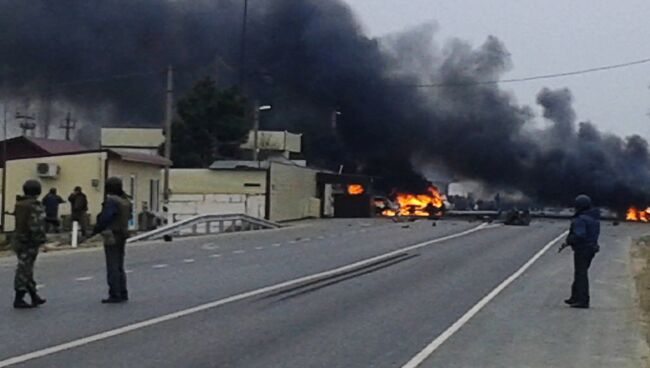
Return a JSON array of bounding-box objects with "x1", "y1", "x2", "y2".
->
[{"x1": 380, "y1": 186, "x2": 446, "y2": 219}]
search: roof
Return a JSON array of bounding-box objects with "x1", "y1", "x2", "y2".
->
[
  {"x1": 15, "y1": 136, "x2": 88, "y2": 154},
  {"x1": 108, "y1": 149, "x2": 172, "y2": 167}
]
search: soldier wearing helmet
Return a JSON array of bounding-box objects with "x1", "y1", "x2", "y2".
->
[
  {"x1": 92, "y1": 177, "x2": 132, "y2": 304},
  {"x1": 12, "y1": 180, "x2": 47, "y2": 309},
  {"x1": 564, "y1": 194, "x2": 600, "y2": 309}
]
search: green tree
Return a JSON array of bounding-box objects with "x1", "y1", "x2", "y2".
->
[{"x1": 171, "y1": 78, "x2": 250, "y2": 168}]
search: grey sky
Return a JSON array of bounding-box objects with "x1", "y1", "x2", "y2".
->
[{"x1": 345, "y1": 0, "x2": 650, "y2": 138}]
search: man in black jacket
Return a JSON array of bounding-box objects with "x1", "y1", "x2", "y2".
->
[
  {"x1": 93, "y1": 178, "x2": 132, "y2": 304},
  {"x1": 565, "y1": 194, "x2": 600, "y2": 309}
]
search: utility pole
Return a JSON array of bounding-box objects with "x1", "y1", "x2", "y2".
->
[
  {"x1": 238, "y1": 0, "x2": 249, "y2": 90},
  {"x1": 59, "y1": 111, "x2": 76, "y2": 141},
  {"x1": 253, "y1": 100, "x2": 260, "y2": 164},
  {"x1": 1, "y1": 105, "x2": 7, "y2": 231},
  {"x1": 163, "y1": 65, "x2": 174, "y2": 203},
  {"x1": 15, "y1": 112, "x2": 36, "y2": 136}
]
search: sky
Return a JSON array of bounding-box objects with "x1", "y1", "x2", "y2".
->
[{"x1": 344, "y1": 0, "x2": 650, "y2": 138}]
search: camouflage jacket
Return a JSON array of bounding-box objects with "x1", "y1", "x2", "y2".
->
[{"x1": 13, "y1": 195, "x2": 47, "y2": 248}]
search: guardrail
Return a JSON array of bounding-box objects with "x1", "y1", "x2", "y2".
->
[{"x1": 127, "y1": 213, "x2": 282, "y2": 243}]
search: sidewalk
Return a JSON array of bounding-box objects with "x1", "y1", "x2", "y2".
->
[{"x1": 420, "y1": 223, "x2": 649, "y2": 368}]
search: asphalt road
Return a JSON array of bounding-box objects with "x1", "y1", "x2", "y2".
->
[{"x1": 0, "y1": 218, "x2": 645, "y2": 367}]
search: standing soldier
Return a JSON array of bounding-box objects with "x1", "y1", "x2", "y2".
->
[
  {"x1": 564, "y1": 194, "x2": 600, "y2": 309},
  {"x1": 92, "y1": 177, "x2": 132, "y2": 303},
  {"x1": 68, "y1": 186, "x2": 89, "y2": 237},
  {"x1": 12, "y1": 180, "x2": 47, "y2": 309}
]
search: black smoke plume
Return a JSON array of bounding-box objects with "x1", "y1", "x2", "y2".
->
[{"x1": 0, "y1": 0, "x2": 648, "y2": 210}]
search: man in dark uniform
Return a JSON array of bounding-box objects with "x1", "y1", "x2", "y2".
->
[
  {"x1": 42, "y1": 188, "x2": 64, "y2": 233},
  {"x1": 12, "y1": 180, "x2": 47, "y2": 309},
  {"x1": 565, "y1": 194, "x2": 600, "y2": 309},
  {"x1": 92, "y1": 177, "x2": 132, "y2": 304},
  {"x1": 68, "y1": 186, "x2": 88, "y2": 237}
]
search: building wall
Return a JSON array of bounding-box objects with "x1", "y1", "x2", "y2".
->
[
  {"x1": 269, "y1": 162, "x2": 320, "y2": 222},
  {"x1": 2, "y1": 152, "x2": 107, "y2": 231},
  {"x1": 108, "y1": 160, "x2": 164, "y2": 226},
  {"x1": 168, "y1": 169, "x2": 266, "y2": 219}
]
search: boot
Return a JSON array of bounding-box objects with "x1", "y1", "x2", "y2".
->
[
  {"x1": 13, "y1": 291, "x2": 33, "y2": 309},
  {"x1": 29, "y1": 290, "x2": 46, "y2": 306}
]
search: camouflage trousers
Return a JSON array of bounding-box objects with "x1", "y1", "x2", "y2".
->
[{"x1": 14, "y1": 246, "x2": 39, "y2": 293}]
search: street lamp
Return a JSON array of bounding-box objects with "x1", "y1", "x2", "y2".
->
[{"x1": 253, "y1": 102, "x2": 272, "y2": 163}]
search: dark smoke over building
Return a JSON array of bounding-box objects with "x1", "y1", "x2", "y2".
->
[{"x1": 0, "y1": 0, "x2": 648, "y2": 210}]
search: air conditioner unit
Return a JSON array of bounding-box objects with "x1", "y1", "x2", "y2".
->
[{"x1": 36, "y1": 163, "x2": 60, "y2": 178}]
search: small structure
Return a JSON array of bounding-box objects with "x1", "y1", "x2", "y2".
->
[
  {"x1": 240, "y1": 130, "x2": 302, "y2": 161},
  {"x1": 100, "y1": 127, "x2": 165, "y2": 155},
  {"x1": 169, "y1": 158, "x2": 321, "y2": 223}
]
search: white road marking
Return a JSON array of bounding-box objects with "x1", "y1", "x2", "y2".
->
[
  {"x1": 0, "y1": 223, "x2": 489, "y2": 367},
  {"x1": 400, "y1": 230, "x2": 568, "y2": 368},
  {"x1": 182, "y1": 259, "x2": 195, "y2": 264},
  {"x1": 75, "y1": 277, "x2": 94, "y2": 282},
  {"x1": 233, "y1": 250, "x2": 245, "y2": 254},
  {"x1": 302, "y1": 238, "x2": 311, "y2": 242},
  {"x1": 317, "y1": 236, "x2": 325, "y2": 240},
  {"x1": 289, "y1": 240, "x2": 298, "y2": 244},
  {"x1": 209, "y1": 254, "x2": 222, "y2": 258},
  {"x1": 152, "y1": 264, "x2": 168, "y2": 269},
  {"x1": 255, "y1": 246, "x2": 264, "y2": 250},
  {"x1": 271, "y1": 243, "x2": 281, "y2": 247},
  {"x1": 125, "y1": 270, "x2": 134, "y2": 274},
  {"x1": 200, "y1": 243, "x2": 219, "y2": 251}
]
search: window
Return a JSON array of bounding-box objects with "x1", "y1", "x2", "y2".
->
[{"x1": 149, "y1": 179, "x2": 160, "y2": 212}]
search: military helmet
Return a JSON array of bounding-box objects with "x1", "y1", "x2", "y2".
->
[
  {"x1": 22, "y1": 180, "x2": 42, "y2": 196},
  {"x1": 105, "y1": 177, "x2": 123, "y2": 195},
  {"x1": 574, "y1": 194, "x2": 592, "y2": 211}
]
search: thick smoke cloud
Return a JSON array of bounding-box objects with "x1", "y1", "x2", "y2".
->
[{"x1": 0, "y1": 0, "x2": 649, "y2": 210}]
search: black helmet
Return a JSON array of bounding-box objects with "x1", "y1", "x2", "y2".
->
[
  {"x1": 574, "y1": 194, "x2": 592, "y2": 211},
  {"x1": 105, "y1": 177, "x2": 124, "y2": 195},
  {"x1": 22, "y1": 180, "x2": 42, "y2": 196}
]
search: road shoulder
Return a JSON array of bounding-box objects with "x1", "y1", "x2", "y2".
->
[{"x1": 419, "y1": 224, "x2": 649, "y2": 368}]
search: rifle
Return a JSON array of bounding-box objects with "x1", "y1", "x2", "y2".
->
[{"x1": 558, "y1": 242, "x2": 570, "y2": 253}]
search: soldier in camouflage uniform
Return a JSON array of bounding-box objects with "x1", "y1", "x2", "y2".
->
[{"x1": 12, "y1": 180, "x2": 47, "y2": 309}]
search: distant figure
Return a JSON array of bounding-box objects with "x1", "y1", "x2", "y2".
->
[
  {"x1": 564, "y1": 194, "x2": 600, "y2": 309},
  {"x1": 42, "y1": 188, "x2": 64, "y2": 233},
  {"x1": 68, "y1": 186, "x2": 88, "y2": 237},
  {"x1": 12, "y1": 180, "x2": 47, "y2": 309},
  {"x1": 92, "y1": 177, "x2": 132, "y2": 304}
]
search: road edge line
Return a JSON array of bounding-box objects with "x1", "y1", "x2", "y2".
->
[
  {"x1": 0, "y1": 222, "x2": 490, "y2": 367},
  {"x1": 401, "y1": 230, "x2": 569, "y2": 368}
]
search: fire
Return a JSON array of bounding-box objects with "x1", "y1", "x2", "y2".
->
[
  {"x1": 382, "y1": 186, "x2": 445, "y2": 218},
  {"x1": 347, "y1": 184, "x2": 365, "y2": 196},
  {"x1": 626, "y1": 207, "x2": 650, "y2": 222}
]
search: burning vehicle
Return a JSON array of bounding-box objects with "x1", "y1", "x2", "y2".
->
[
  {"x1": 380, "y1": 186, "x2": 446, "y2": 219},
  {"x1": 625, "y1": 207, "x2": 650, "y2": 222}
]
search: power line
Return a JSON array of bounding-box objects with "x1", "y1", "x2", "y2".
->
[{"x1": 408, "y1": 57, "x2": 650, "y2": 88}]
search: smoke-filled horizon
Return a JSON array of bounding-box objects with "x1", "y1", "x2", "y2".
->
[{"x1": 0, "y1": 0, "x2": 648, "y2": 210}]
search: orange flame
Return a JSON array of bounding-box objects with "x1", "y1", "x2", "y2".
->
[
  {"x1": 382, "y1": 186, "x2": 444, "y2": 217},
  {"x1": 626, "y1": 207, "x2": 650, "y2": 222},
  {"x1": 347, "y1": 184, "x2": 365, "y2": 196}
]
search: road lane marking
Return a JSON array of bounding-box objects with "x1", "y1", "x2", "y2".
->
[
  {"x1": 152, "y1": 264, "x2": 168, "y2": 269},
  {"x1": 200, "y1": 243, "x2": 219, "y2": 250},
  {"x1": 233, "y1": 250, "x2": 245, "y2": 254},
  {"x1": 255, "y1": 246, "x2": 264, "y2": 250},
  {"x1": 75, "y1": 277, "x2": 94, "y2": 282},
  {"x1": 0, "y1": 223, "x2": 489, "y2": 367},
  {"x1": 317, "y1": 236, "x2": 325, "y2": 240},
  {"x1": 400, "y1": 230, "x2": 568, "y2": 368},
  {"x1": 182, "y1": 259, "x2": 195, "y2": 264},
  {"x1": 125, "y1": 270, "x2": 134, "y2": 274},
  {"x1": 289, "y1": 240, "x2": 298, "y2": 244},
  {"x1": 271, "y1": 243, "x2": 281, "y2": 247},
  {"x1": 209, "y1": 254, "x2": 221, "y2": 258},
  {"x1": 302, "y1": 238, "x2": 311, "y2": 242}
]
